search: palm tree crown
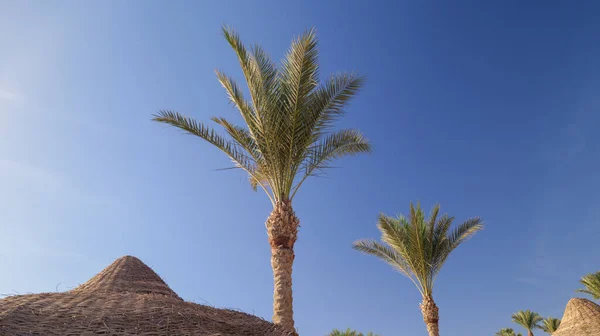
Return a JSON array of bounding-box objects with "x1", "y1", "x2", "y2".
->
[
  {"x1": 353, "y1": 203, "x2": 483, "y2": 297},
  {"x1": 328, "y1": 329, "x2": 379, "y2": 336},
  {"x1": 496, "y1": 328, "x2": 523, "y2": 336},
  {"x1": 512, "y1": 310, "x2": 542, "y2": 335},
  {"x1": 153, "y1": 26, "x2": 371, "y2": 206},
  {"x1": 540, "y1": 317, "x2": 561, "y2": 334},
  {"x1": 576, "y1": 271, "x2": 600, "y2": 300}
]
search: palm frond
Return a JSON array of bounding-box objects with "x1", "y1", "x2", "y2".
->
[
  {"x1": 428, "y1": 204, "x2": 440, "y2": 240},
  {"x1": 303, "y1": 73, "x2": 365, "y2": 141},
  {"x1": 576, "y1": 289, "x2": 596, "y2": 296},
  {"x1": 280, "y1": 27, "x2": 319, "y2": 118},
  {"x1": 434, "y1": 217, "x2": 483, "y2": 275},
  {"x1": 221, "y1": 26, "x2": 264, "y2": 112},
  {"x1": 352, "y1": 239, "x2": 412, "y2": 279},
  {"x1": 576, "y1": 271, "x2": 600, "y2": 300},
  {"x1": 153, "y1": 110, "x2": 275, "y2": 204},
  {"x1": 432, "y1": 214, "x2": 453, "y2": 245},
  {"x1": 211, "y1": 117, "x2": 261, "y2": 161},
  {"x1": 447, "y1": 217, "x2": 484, "y2": 249},
  {"x1": 153, "y1": 111, "x2": 252, "y2": 171},
  {"x1": 407, "y1": 203, "x2": 430, "y2": 293},
  {"x1": 540, "y1": 317, "x2": 561, "y2": 333},
  {"x1": 221, "y1": 27, "x2": 282, "y2": 179},
  {"x1": 292, "y1": 129, "x2": 371, "y2": 198},
  {"x1": 215, "y1": 71, "x2": 263, "y2": 138},
  {"x1": 249, "y1": 44, "x2": 278, "y2": 110},
  {"x1": 377, "y1": 213, "x2": 405, "y2": 248}
]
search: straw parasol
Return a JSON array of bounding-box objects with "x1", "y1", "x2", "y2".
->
[
  {"x1": 0, "y1": 255, "x2": 293, "y2": 336},
  {"x1": 553, "y1": 298, "x2": 600, "y2": 336}
]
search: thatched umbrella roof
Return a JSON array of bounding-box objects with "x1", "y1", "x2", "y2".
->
[
  {"x1": 553, "y1": 298, "x2": 600, "y2": 336},
  {"x1": 0, "y1": 256, "x2": 293, "y2": 336}
]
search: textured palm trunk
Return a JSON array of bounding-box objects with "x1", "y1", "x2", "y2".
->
[
  {"x1": 527, "y1": 331, "x2": 534, "y2": 336},
  {"x1": 420, "y1": 295, "x2": 440, "y2": 336},
  {"x1": 266, "y1": 200, "x2": 299, "y2": 333}
]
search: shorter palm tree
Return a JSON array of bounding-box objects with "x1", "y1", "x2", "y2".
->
[
  {"x1": 496, "y1": 328, "x2": 522, "y2": 336},
  {"x1": 328, "y1": 329, "x2": 379, "y2": 336},
  {"x1": 353, "y1": 203, "x2": 483, "y2": 336},
  {"x1": 540, "y1": 317, "x2": 561, "y2": 334},
  {"x1": 576, "y1": 271, "x2": 600, "y2": 300},
  {"x1": 512, "y1": 310, "x2": 542, "y2": 336}
]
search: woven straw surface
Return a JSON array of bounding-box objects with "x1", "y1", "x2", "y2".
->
[
  {"x1": 0, "y1": 256, "x2": 292, "y2": 336},
  {"x1": 553, "y1": 298, "x2": 600, "y2": 336}
]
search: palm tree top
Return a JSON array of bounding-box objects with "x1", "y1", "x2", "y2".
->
[
  {"x1": 576, "y1": 271, "x2": 600, "y2": 300},
  {"x1": 540, "y1": 317, "x2": 561, "y2": 333},
  {"x1": 496, "y1": 328, "x2": 523, "y2": 336},
  {"x1": 512, "y1": 310, "x2": 543, "y2": 331},
  {"x1": 353, "y1": 203, "x2": 483, "y2": 297},
  {"x1": 153, "y1": 25, "x2": 371, "y2": 206},
  {"x1": 328, "y1": 329, "x2": 379, "y2": 336}
]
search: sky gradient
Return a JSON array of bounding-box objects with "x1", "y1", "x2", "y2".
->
[{"x1": 1, "y1": 1, "x2": 599, "y2": 335}]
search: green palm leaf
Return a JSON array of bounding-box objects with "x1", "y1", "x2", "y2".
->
[
  {"x1": 576, "y1": 271, "x2": 600, "y2": 300},
  {"x1": 153, "y1": 110, "x2": 257, "y2": 174},
  {"x1": 540, "y1": 317, "x2": 561, "y2": 333},
  {"x1": 352, "y1": 239, "x2": 412, "y2": 278}
]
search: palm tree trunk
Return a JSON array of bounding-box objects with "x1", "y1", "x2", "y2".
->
[
  {"x1": 266, "y1": 200, "x2": 299, "y2": 332},
  {"x1": 420, "y1": 295, "x2": 440, "y2": 336},
  {"x1": 527, "y1": 331, "x2": 533, "y2": 336}
]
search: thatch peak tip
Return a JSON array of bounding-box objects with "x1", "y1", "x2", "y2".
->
[
  {"x1": 115, "y1": 255, "x2": 143, "y2": 262},
  {"x1": 71, "y1": 254, "x2": 181, "y2": 299},
  {"x1": 565, "y1": 297, "x2": 599, "y2": 308}
]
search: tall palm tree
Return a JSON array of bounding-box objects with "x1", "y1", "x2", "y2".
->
[
  {"x1": 512, "y1": 310, "x2": 542, "y2": 336},
  {"x1": 328, "y1": 329, "x2": 379, "y2": 336},
  {"x1": 153, "y1": 26, "x2": 371, "y2": 331},
  {"x1": 496, "y1": 328, "x2": 523, "y2": 336},
  {"x1": 353, "y1": 203, "x2": 483, "y2": 336},
  {"x1": 576, "y1": 271, "x2": 600, "y2": 300},
  {"x1": 540, "y1": 317, "x2": 561, "y2": 334}
]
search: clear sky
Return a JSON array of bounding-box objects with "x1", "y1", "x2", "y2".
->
[{"x1": 1, "y1": 1, "x2": 599, "y2": 335}]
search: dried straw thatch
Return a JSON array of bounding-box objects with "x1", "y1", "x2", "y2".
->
[
  {"x1": 0, "y1": 256, "x2": 293, "y2": 336},
  {"x1": 553, "y1": 298, "x2": 600, "y2": 336}
]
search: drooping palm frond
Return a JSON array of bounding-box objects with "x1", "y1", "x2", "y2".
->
[
  {"x1": 352, "y1": 239, "x2": 412, "y2": 278},
  {"x1": 496, "y1": 328, "x2": 522, "y2": 336},
  {"x1": 512, "y1": 310, "x2": 543, "y2": 332},
  {"x1": 353, "y1": 203, "x2": 483, "y2": 297},
  {"x1": 540, "y1": 317, "x2": 561, "y2": 333},
  {"x1": 154, "y1": 26, "x2": 371, "y2": 205},
  {"x1": 576, "y1": 271, "x2": 600, "y2": 300}
]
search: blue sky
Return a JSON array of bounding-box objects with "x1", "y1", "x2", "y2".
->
[{"x1": 1, "y1": 1, "x2": 599, "y2": 335}]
